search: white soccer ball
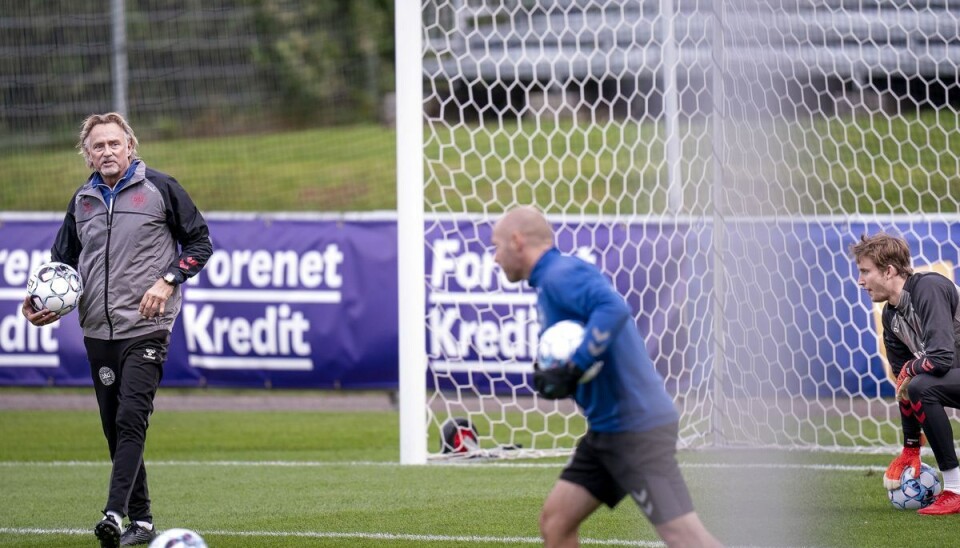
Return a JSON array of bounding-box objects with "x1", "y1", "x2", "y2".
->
[
  {"x1": 536, "y1": 320, "x2": 603, "y2": 383},
  {"x1": 26, "y1": 261, "x2": 83, "y2": 317},
  {"x1": 888, "y1": 463, "x2": 942, "y2": 510},
  {"x1": 149, "y1": 528, "x2": 207, "y2": 548}
]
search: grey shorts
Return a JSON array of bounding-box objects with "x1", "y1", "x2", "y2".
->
[{"x1": 559, "y1": 422, "x2": 694, "y2": 525}]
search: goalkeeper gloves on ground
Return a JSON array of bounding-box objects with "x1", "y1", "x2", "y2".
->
[
  {"x1": 883, "y1": 434, "x2": 925, "y2": 490},
  {"x1": 533, "y1": 361, "x2": 584, "y2": 400}
]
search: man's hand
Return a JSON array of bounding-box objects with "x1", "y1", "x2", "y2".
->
[
  {"x1": 139, "y1": 278, "x2": 175, "y2": 319},
  {"x1": 896, "y1": 357, "x2": 932, "y2": 402},
  {"x1": 21, "y1": 296, "x2": 60, "y2": 327},
  {"x1": 884, "y1": 441, "x2": 923, "y2": 490},
  {"x1": 533, "y1": 361, "x2": 584, "y2": 400},
  {"x1": 895, "y1": 364, "x2": 912, "y2": 402},
  {"x1": 896, "y1": 376, "x2": 912, "y2": 402}
]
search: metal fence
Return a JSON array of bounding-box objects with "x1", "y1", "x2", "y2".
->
[{"x1": 0, "y1": 0, "x2": 392, "y2": 147}]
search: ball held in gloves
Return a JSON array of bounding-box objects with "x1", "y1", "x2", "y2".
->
[{"x1": 536, "y1": 320, "x2": 603, "y2": 383}]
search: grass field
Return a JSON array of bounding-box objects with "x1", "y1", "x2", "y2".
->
[
  {"x1": 2, "y1": 111, "x2": 956, "y2": 214},
  {"x1": 0, "y1": 389, "x2": 955, "y2": 548},
  {"x1": 2, "y1": 110, "x2": 957, "y2": 547}
]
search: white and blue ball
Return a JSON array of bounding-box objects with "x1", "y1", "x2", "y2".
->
[
  {"x1": 26, "y1": 261, "x2": 83, "y2": 317},
  {"x1": 536, "y1": 320, "x2": 603, "y2": 383},
  {"x1": 149, "y1": 528, "x2": 207, "y2": 548},
  {"x1": 888, "y1": 463, "x2": 942, "y2": 510}
]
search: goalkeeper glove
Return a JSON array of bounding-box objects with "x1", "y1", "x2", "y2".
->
[
  {"x1": 896, "y1": 376, "x2": 913, "y2": 402},
  {"x1": 896, "y1": 357, "x2": 933, "y2": 401},
  {"x1": 883, "y1": 434, "x2": 925, "y2": 490},
  {"x1": 533, "y1": 361, "x2": 584, "y2": 400}
]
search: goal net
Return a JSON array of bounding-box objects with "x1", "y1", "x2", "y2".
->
[{"x1": 399, "y1": 0, "x2": 960, "y2": 462}]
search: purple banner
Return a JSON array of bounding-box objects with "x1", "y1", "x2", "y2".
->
[
  {"x1": 0, "y1": 215, "x2": 398, "y2": 389},
  {"x1": 422, "y1": 219, "x2": 705, "y2": 396},
  {"x1": 2, "y1": 214, "x2": 958, "y2": 397}
]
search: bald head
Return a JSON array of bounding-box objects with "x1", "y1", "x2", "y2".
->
[
  {"x1": 491, "y1": 206, "x2": 555, "y2": 282},
  {"x1": 498, "y1": 206, "x2": 553, "y2": 246}
]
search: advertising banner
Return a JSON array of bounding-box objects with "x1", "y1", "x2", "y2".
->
[
  {"x1": 422, "y1": 219, "x2": 704, "y2": 397},
  {"x1": 1, "y1": 214, "x2": 957, "y2": 397},
  {"x1": 0, "y1": 214, "x2": 398, "y2": 389}
]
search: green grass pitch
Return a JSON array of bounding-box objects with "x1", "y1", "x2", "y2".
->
[
  {"x1": 0, "y1": 392, "x2": 955, "y2": 547},
  {"x1": 2, "y1": 111, "x2": 955, "y2": 215}
]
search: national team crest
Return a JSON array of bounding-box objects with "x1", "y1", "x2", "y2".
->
[{"x1": 98, "y1": 367, "x2": 115, "y2": 386}]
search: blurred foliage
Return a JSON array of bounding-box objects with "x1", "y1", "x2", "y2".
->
[
  {"x1": 252, "y1": 0, "x2": 394, "y2": 125},
  {"x1": 0, "y1": 1, "x2": 396, "y2": 143},
  {"x1": 0, "y1": 1, "x2": 112, "y2": 139},
  {"x1": 0, "y1": 1, "x2": 399, "y2": 213}
]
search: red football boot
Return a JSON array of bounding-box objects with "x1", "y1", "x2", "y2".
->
[{"x1": 919, "y1": 490, "x2": 960, "y2": 515}]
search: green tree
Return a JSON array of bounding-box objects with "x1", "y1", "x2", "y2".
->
[{"x1": 252, "y1": 0, "x2": 394, "y2": 125}]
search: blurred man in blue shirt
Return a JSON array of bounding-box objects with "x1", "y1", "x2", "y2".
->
[{"x1": 491, "y1": 206, "x2": 721, "y2": 548}]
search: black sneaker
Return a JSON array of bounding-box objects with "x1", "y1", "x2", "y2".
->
[
  {"x1": 93, "y1": 515, "x2": 121, "y2": 548},
  {"x1": 120, "y1": 522, "x2": 158, "y2": 546}
]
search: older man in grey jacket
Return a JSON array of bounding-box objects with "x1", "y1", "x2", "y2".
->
[{"x1": 22, "y1": 112, "x2": 212, "y2": 547}]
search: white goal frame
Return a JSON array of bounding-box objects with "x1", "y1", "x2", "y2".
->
[
  {"x1": 396, "y1": 0, "x2": 428, "y2": 464},
  {"x1": 397, "y1": 0, "x2": 960, "y2": 464}
]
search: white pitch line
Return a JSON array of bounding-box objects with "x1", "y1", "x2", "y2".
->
[
  {"x1": 0, "y1": 460, "x2": 887, "y2": 473},
  {"x1": 680, "y1": 462, "x2": 886, "y2": 473},
  {"x1": 207, "y1": 530, "x2": 662, "y2": 546},
  {"x1": 0, "y1": 527, "x2": 661, "y2": 546}
]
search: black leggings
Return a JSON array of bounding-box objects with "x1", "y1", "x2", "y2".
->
[
  {"x1": 85, "y1": 331, "x2": 168, "y2": 522},
  {"x1": 905, "y1": 368, "x2": 960, "y2": 472}
]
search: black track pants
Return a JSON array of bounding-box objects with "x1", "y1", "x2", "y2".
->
[
  {"x1": 906, "y1": 368, "x2": 960, "y2": 472},
  {"x1": 85, "y1": 331, "x2": 168, "y2": 522}
]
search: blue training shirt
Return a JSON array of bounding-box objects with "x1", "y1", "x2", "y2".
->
[{"x1": 529, "y1": 248, "x2": 679, "y2": 433}]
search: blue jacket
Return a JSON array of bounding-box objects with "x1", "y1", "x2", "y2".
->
[{"x1": 529, "y1": 248, "x2": 679, "y2": 433}]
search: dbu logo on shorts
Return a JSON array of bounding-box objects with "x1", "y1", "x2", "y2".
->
[{"x1": 98, "y1": 367, "x2": 116, "y2": 386}]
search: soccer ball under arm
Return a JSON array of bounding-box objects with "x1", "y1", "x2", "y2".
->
[{"x1": 26, "y1": 262, "x2": 83, "y2": 317}]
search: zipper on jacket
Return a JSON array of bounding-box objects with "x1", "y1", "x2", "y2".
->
[{"x1": 104, "y1": 197, "x2": 115, "y2": 339}]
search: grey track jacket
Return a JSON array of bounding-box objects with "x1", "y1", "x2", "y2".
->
[{"x1": 51, "y1": 161, "x2": 213, "y2": 340}]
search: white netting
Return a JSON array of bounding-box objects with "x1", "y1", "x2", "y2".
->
[{"x1": 418, "y1": 0, "x2": 960, "y2": 459}]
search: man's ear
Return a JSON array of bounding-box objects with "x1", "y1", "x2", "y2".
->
[{"x1": 510, "y1": 231, "x2": 523, "y2": 250}]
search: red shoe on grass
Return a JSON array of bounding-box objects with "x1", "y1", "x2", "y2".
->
[{"x1": 919, "y1": 490, "x2": 960, "y2": 515}]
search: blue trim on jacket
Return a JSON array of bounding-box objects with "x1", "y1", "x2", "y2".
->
[{"x1": 91, "y1": 160, "x2": 140, "y2": 208}]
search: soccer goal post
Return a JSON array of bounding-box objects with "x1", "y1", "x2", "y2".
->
[{"x1": 398, "y1": 0, "x2": 960, "y2": 464}]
